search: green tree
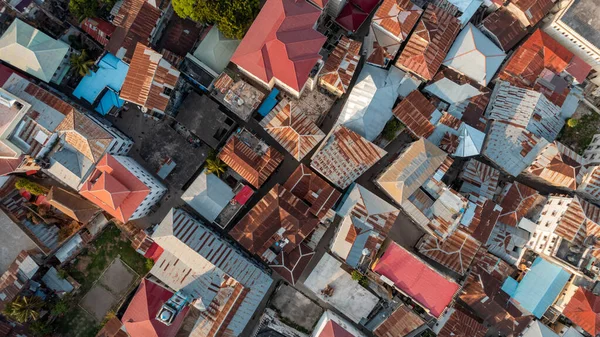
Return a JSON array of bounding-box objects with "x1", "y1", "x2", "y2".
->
[
  {"x1": 172, "y1": 0, "x2": 260, "y2": 39},
  {"x1": 382, "y1": 119, "x2": 403, "y2": 140},
  {"x1": 205, "y1": 154, "x2": 227, "y2": 177},
  {"x1": 68, "y1": 0, "x2": 99, "y2": 21},
  {"x1": 29, "y1": 320, "x2": 52, "y2": 337},
  {"x1": 145, "y1": 258, "x2": 155, "y2": 272},
  {"x1": 70, "y1": 50, "x2": 95, "y2": 77},
  {"x1": 51, "y1": 299, "x2": 69, "y2": 316},
  {"x1": 567, "y1": 118, "x2": 579, "y2": 128},
  {"x1": 15, "y1": 178, "x2": 49, "y2": 196},
  {"x1": 3, "y1": 296, "x2": 45, "y2": 323}
]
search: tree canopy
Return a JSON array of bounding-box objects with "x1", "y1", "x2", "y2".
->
[
  {"x1": 68, "y1": 0, "x2": 99, "y2": 21},
  {"x1": 172, "y1": 0, "x2": 260, "y2": 39}
]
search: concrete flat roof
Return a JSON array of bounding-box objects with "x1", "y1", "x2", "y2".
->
[{"x1": 561, "y1": 0, "x2": 600, "y2": 49}]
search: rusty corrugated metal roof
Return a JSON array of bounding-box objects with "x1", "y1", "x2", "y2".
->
[
  {"x1": 437, "y1": 309, "x2": 487, "y2": 337},
  {"x1": 260, "y1": 100, "x2": 325, "y2": 160},
  {"x1": 418, "y1": 228, "x2": 481, "y2": 275},
  {"x1": 319, "y1": 36, "x2": 362, "y2": 96},
  {"x1": 525, "y1": 141, "x2": 583, "y2": 190},
  {"x1": 395, "y1": 4, "x2": 461, "y2": 81},
  {"x1": 283, "y1": 164, "x2": 341, "y2": 221},
  {"x1": 392, "y1": 90, "x2": 436, "y2": 138},
  {"x1": 120, "y1": 43, "x2": 180, "y2": 113},
  {"x1": 55, "y1": 111, "x2": 113, "y2": 162},
  {"x1": 373, "y1": 304, "x2": 425, "y2": 337},
  {"x1": 478, "y1": 8, "x2": 527, "y2": 52},
  {"x1": 497, "y1": 182, "x2": 544, "y2": 227}
]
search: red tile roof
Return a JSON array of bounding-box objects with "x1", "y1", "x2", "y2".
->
[
  {"x1": 563, "y1": 287, "x2": 600, "y2": 336},
  {"x1": 79, "y1": 154, "x2": 150, "y2": 223},
  {"x1": 230, "y1": 0, "x2": 326, "y2": 92},
  {"x1": 438, "y1": 309, "x2": 487, "y2": 337},
  {"x1": 396, "y1": 5, "x2": 461, "y2": 81},
  {"x1": 392, "y1": 90, "x2": 436, "y2": 138},
  {"x1": 373, "y1": 242, "x2": 459, "y2": 318},
  {"x1": 81, "y1": 18, "x2": 116, "y2": 47},
  {"x1": 120, "y1": 43, "x2": 180, "y2": 113},
  {"x1": 121, "y1": 279, "x2": 189, "y2": 337},
  {"x1": 230, "y1": 184, "x2": 320, "y2": 260}
]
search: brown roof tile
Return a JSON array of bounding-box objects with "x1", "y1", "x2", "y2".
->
[
  {"x1": 230, "y1": 184, "x2": 320, "y2": 260},
  {"x1": 479, "y1": 8, "x2": 528, "y2": 52},
  {"x1": 218, "y1": 135, "x2": 284, "y2": 189},
  {"x1": 396, "y1": 5, "x2": 461, "y2": 81},
  {"x1": 120, "y1": 43, "x2": 179, "y2": 113},
  {"x1": 374, "y1": 304, "x2": 425, "y2": 337},
  {"x1": 260, "y1": 100, "x2": 325, "y2": 161},
  {"x1": 319, "y1": 36, "x2": 362, "y2": 96},
  {"x1": 392, "y1": 90, "x2": 436, "y2": 138},
  {"x1": 283, "y1": 164, "x2": 341, "y2": 221}
]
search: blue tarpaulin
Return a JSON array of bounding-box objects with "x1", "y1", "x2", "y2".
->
[{"x1": 257, "y1": 88, "x2": 279, "y2": 116}]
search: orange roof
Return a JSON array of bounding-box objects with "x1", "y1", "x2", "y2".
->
[
  {"x1": 218, "y1": 136, "x2": 284, "y2": 189},
  {"x1": 396, "y1": 5, "x2": 460, "y2": 81},
  {"x1": 79, "y1": 153, "x2": 150, "y2": 223},
  {"x1": 120, "y1": 43, "x2": 179, "y2": 113},
  {"x1": 563, "y1": 287, "x2": 600, "y2": 336}
]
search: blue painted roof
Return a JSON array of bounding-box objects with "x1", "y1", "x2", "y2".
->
[
  {"x1": 73, "y1": 53, "x2": 129, "y2": 106},
  {"x1": 95, "y1": 89, "x2": 124, "y2": 115},
  {"x1": 503, "y1": 257, "x2": 571, "y2": 318},
  {"x1": 257, "y1": 88, "x2": 279, "y2": 116}
]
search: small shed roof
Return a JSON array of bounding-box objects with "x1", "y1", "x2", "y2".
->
[{"x1": 181, "y1": 170, "x2": 234, "y2": 222}]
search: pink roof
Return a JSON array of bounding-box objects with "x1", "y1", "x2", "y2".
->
[
  {"x1": 373, "y1": 242, "x2": 459, "y2": 317},
  {"x1": 79, "y1": 154, "x2": 150, "y2": 223},
  {"x1": 122, "y1": 279, "x2": 188, "y2": 337},
  {"x1": 566, "y1": 54, "x2": 592, "y2": 84},
  {"x1": 230, "y1": 0, "x2": 326, "y2": 92},
  {"x1": 0, "y1": 64, "x2": 22, "y2": 87},
  {"x1": 234, "y1": 185, "x2": 253, "y2": 205},
  {"x1": 318, "y1": 320, "x2": 355, "y2": 337}
]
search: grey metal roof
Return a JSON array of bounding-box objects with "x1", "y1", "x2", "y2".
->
[
  {"x1": 190, "y1": 26, "x2": 240, "y2": 76},
  {"x1": 150, "y1": 208, "x2": 272, "y2": 337},
  {"x1": 47, "y1": 146, "x2": 93, "y2": 190},
  {"x1": 181, "y1": 170, "x2": 234, "y2": 222},
  {"x1": 0, "y1": 19, "x2": 69, "y2": 82}
]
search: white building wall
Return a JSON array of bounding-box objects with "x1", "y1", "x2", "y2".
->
[
  {"x1": 583, "y1": 134, "x2": 600, "y2": 165},
  {"x1": 113, "y1": 155, "x2": 167, "y2": 220},
  {"x1": 527, "y1": 196, "x2": 571, "y2": 256}
]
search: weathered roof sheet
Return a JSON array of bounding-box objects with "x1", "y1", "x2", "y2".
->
[
  {"x1": 396, "y1": 5, "x2": 461, "y2": 81},
  {"x1": 478, "y1": 8, "x2": 528, "y2": 52},
  {"x1": 0, "y1": 19, "x2": 69, "y2": 82},
  {"x1": 55, "y1": 111, "x2": 113, "y2": 162},
  {"x1": 376, "y1": 138, "x2": 446, "y2": 203},
  {"x1": 230, "y1": 184, "x2": 320, "y2": 260},
  {"x1": 260, "y1": 99, "x2": 325, "y2": 161},
  {"x1": 418, "y1": 228, "x2": 481, "y2": 275},
  {"x1": 458, "y1": 159, "x2": 500, "y2": 200},
  {"x1": 392, "y1": 90, "x2": 436, "y2": 138},
  {"x1": 47, "y1": 186, "x2": 99, "y2": 224},
  {"x1": 150, "y1": 208, "x2": 272, "y2": 337},
  {"x1": 120, "y1": 43, "x2": 180, "y2": 113},
  {"x1": 366, "y1": 0, "x2": 422, "y2": 68},
  {"x1": 230, "y1": 0, "x2": 326, "y2": 92},
  {"x1": 437, "y1": 309, "x2": 487, "y2": 337},
  {"x1": 553, "y1": 196, "x2": 600, "y2": 259},
  {"x1": 525, "y1": 141, "x2": 583, "y2": 190},
  {"x1": 283, "y1": 164, "x2": 341, "y2": 221},
  {"x1": 319, "y1": 36, "x2": 362, "y2": 95},
  {"x1": 508, "y1": 0, "x2": 554, "y2": 26},
  {"x1": 373, "y1": 304, "x2": 424, "y2": 337},
  {"x1": 442, "y1": 23, "x2": 506, "y2": 86},
  {"x1": 578, "y1": 165, "x2": 600, "y2": 202},
  {"x1": 181, "y1": 170, "x2": 234, "y2": 222},
  {"x1": 497, "y1": 182, "x2": 544, "y2": 228},
  {"x1": 311, "y1": 125, "x2": 386, "y2": 189},
  {"x1": 191, "y1": 25, "x2": 240, "y2": 75},
  {"x1": 0, "y1": 251, "x2": 38, "y2": 311},
  {"x1": 219, "y1": 135, "x2": 284, "y2": 189},
  {"x1": 423, "y1": 68, "x2": 491, "y2": 132},
  {"x1": 268, "y1": 243, "x2": 314, "y2": 285},
  {"x1": 338, "y1": 65, "x2": 404, "y2": 141}
]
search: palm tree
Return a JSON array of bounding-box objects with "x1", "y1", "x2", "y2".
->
[
  {"x1": 205, "y1": 157, "x2": 227, "y2": 177},
  {"x1": 3, "y1": 296, "x2": 44, "y2": 323},
  {"x1": 70, "y1": 50, "x2": 94, "y2": 77}
]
